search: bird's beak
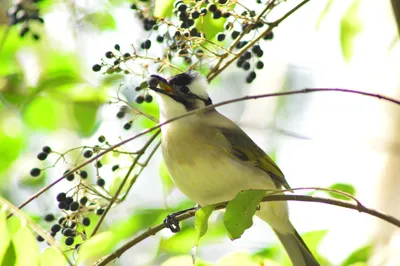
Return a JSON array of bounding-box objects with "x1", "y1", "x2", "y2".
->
[{"x1": 150, "y1": 75, "x2": 173, "y2": 93}]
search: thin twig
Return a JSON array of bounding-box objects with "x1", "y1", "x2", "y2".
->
[
  {"x1": 90, "y1": 130, "x2": 161, "y2": 236},
  {"x1": 94, "y1": 193, "x2": 400, "y2": 266},
  {"x1": 207, "y1": 0, "x2": 311, "y2": 82},
  {"x1": 0, "y1": 197, "x2": 73, "y2": 266},
  {"x1": 11, "y1": 87, "x2": 400, "y2": 218}
]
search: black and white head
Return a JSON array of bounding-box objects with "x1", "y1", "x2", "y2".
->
[{"x1": 149, "y1": 71, "x2": 213, "y2": 120}]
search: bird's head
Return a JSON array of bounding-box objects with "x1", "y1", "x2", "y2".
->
[{"x1": 149, "y1": 71, "x2": 213, "y2": 120}]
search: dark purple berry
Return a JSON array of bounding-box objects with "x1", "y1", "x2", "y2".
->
[
  {"x1": 30, "y1": 168, "x2": 41, "y2": 177},
  {"x1": 82, "y1": 217, "x2": 90, "y2": 226},
  {"x1": 92, "y1": 64, "x2": 101, "y2": 72},
  {"x1": 97, "y1": 178, "x2": 105, "y2": 187},
  {"x1": 44, "y1": 214, "x2": 55, "y2": 222},
  {"x1": 83, "y1": 150, "x2": 93, "y2": 158},
  {"x1": 37, "y1": 152, "x2": 47, "y2": 161},
  {"x1": 56, "y1": 192, "x2": 66, "y2": 202},
  {"x1": 42, "y1": 146, "x2": 51, "y2": 154},
  {"x1": 65, "y1": 236, "x2": 74, "y2": 246}
]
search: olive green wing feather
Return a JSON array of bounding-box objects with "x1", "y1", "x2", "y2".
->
[{"x1": 216, "y1": 126, "x2": 290, "y2": 190}]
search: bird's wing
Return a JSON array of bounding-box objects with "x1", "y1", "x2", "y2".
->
[{"x1": 215, "y1": 125, "x2": 291, "y2": 190}]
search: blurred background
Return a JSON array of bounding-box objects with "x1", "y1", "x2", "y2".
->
[{"x1": 0, "y1": 0, "x2": 399, "y2": 265}]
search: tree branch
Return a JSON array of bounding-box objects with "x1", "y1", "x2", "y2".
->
[
  {"x1": 11, "y1": 87, "x2": 400, "y2": 218},
  {"x1": 94, "y1": 193, "x2": 400, "y2": 266}
]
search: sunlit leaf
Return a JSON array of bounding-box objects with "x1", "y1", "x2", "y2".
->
[
  {"x1": 77, "y1": 231, "x2": 118, "y2": 264},
  {"x1": 340, "y1": 0, "x2": 362, "y2": 62},
  {"x1": 72, "y1": 101, "x2": 101, "y2": 136},
  {"x1": 301, "y1": 230, "x2": 330, "y2": 265},
  {"x1": 195, "y1": 11, "x2": 226, "y2": 40},
  {"x1": 328, "y1": 183, "x2": 356, "y2": 200},
  {"x1": 195, "y1": 205, "x2": 216, "y2": 246},
  {"x1": 85, "y1": 12, "x2": 116, "y2": 30},
  {"x1": 216, "y1": 252, "x2": 276, "y2": 266},
  {"x1": 316, "y1": 0, "x2": 335, "y2": 29},
  {"x1": 342, "y1": 245, "x2": 371, "y2": 266},
  {"x1": 12, "y1": 226, "x2": 40, "y2": 266},
  {"x1": 23, "y1": 97, "x2": 69, "y2": 131},
  {"x1": 0, "y1": 210, "x2": 11, "y2": 265},
  {"x1": 224, "y1": 190, "x2": 265, "y2": 240},
  {"x1": 161, "y1": 255, "x2": 211, "y2": 266},
  {"x1": 154, "y1": 0, "x2": 175, "y2": 18},
  {"x1": 40, "y1": 247, "x2": 67, "y2": 266}
]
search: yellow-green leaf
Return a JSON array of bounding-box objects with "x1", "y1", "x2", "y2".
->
[
  {"x1": 0, "y1": 210, "x2": 11, "y2": 265},
  {"x1": 12, "y1": 226, "x2": 40, "y2": 266},
  {"x1": 195, "y1": 205, "x2": 216, "y2": 246},
  {"x1": 40, "y1": 247, "x2": 67, "y2": 266},
  {"x1": 77, "y1": 231, "x2": 118, "y2": 265},
  {"x1": 340, "y1": 0, "x2": 362, "y2": 62},
  {"x1": 154, "y1": 0, "x2": 175, "y2": 18},
  {"x1": 328, "y1": 183, "x2": 356, "y2": 200},
  {"x1": 224, "y1": 190, "x2": 265, "y2": 240}
]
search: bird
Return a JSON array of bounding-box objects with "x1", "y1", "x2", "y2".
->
[{"x1": 148, "y1": 70, "x2": 320, "y2": 266}]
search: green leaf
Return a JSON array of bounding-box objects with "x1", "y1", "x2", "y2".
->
[
  {"x1": 328, "y1": 183, "x2": 356, "y2": 200},
  {"x1": 84, "y1": 12, "x2": 117, "y2": 30},
  {"x1": 216, "y1": 252, "x2": 272, "y2": 266},
  {"x1": 159, "y1": 161, "x2": 175, "y2": 195},
  {"x1": 195, "y1": 205, "x2": 216, "y2": 246},
  {"x1": 40, "y1": 247, "x2": 67, "y2": 266},
  {"x1": 301, "y1": 230, "x2": 330, "y2": 265},
  {"x1": 340, "y1": 0, "x2": 362, "y2": 62},
  {"x1": 22, "y1": 97, "x2": 68, "y2": 131},
  {"x1": 154, "y1": 0, "x2": 175, "y2": 18},
  {"x1": 195, "y1": 11, "x2": 226, "y2": 40},
  {"x1": 1, "y1": 243, "x2": 16, "y2": 266},
  {"x1": 342, "y1": 245, "x2": 371, "y2": 266},
  {"x1": 161, "y1": 255, "x2": 211, "y2": 266},
  {"x1": 72, "y1": 101, "x2": 100, "y2": 137},
  {"x1": 0, "y1": 113, "x2": 25, "y2": 174},
  {"x1": 77, "y1": 231, "x2": 118, "y2": 264},
  {"x1": 0, "y1": 210, "x2": 11, "y2": 265},
  {"x1": 12, "y1": 226, "x2": 40, "y2": 266},
  {"x1": 224, "y1": 190, "x2": 265, "y2": 240},
  {"x1": 316, "y1": 0, "x2": 335, "y2": 30}
]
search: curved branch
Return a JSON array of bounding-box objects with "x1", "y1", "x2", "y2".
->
[
  {"x1": 12, "y1": 87, "x2": 400, "y2": 217},
  {"x1": 94, "y1": 193, "x2": 400, "y2": 266}
]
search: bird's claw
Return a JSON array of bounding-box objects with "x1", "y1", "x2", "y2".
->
[{"x1": 164, "y1": 214, "x2": 180, "y2": 233}]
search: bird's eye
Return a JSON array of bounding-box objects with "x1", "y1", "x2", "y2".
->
[{"x1": 179, "y1": 86, "x2": 190, "y2": 94}]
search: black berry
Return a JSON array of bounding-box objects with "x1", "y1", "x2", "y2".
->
[
  {"x1": 217, "y1": 33, "x2": 225, "y2": 42},
  {"x1": 148, "y1": 76, "x2": 158, "y2": 88},
  {"x1": 92, "y1": 64, "x2": 101, "y2": 72},
  {"x1": 114, "y1": 44, "x2": 120, "y2": 50},
  {"x1": 98, "y1": 135, "x2": 105, "y2": 143},
  {"x1": 51, "y1": 224, "x2": 61, "y2": 233},
  {"x1": 208, "y1": 4, "x2": 217, "y2": 12},
  {"x1": 156, "y1": 35, "x2": 164, "y2": 43},
  {"x1": 44, "y1": 214, "x2": 55, "y2": 222},
  {"x1": 80, "y1": 196, "x2": 88, "y2": 205},
  {"x1": 42, "y1": 146, "x2": 51, "y2": 154},
  {"x1": 66, "y1": 173, "x2": 74, "y2": 181},
  {"x1": 82, "y1": 217, "x2": 91, "y2": 226},
  {"x1": 63, "y1": 228, "x2": 73, "y2": 237},
  {"x1": 97, "y1": 178, "x2": 105, "y2": 187},
  {"x1": 30, "y1": 168, "x2": 41, "y2": 177},
  {"x1": 96, "y1": 208, "x2": 105, "y2": 215},
  {"x1": 36, "y1": 235, "x2": 44, "y2": 242},
  {"x1": 83, "y1": 150, "x2": 93, "y2": 158},
  {"x1": 135, "y1": 95, "x2": 144, "y2": 104},
  {"x1": 96, "y1": 161, "x2": 102, "y2": 168},
  {"x1": 231, "y1": 31, "x2": 240, "y2": 39},
  {"x1": 105, "y1": 51, "x2": 113, "y2": 58},
  {"x1": 242, "y1": 62, "x2": 251, "y2": 70},
  {"x1": 145, "y1": 94, "x2": 153, "y2": 103},
  {"x1": 65, "y1": 236, "x2": 74, "y2": 246},
  {"x1": 70, "y1": 202, "x2": 79, "y2": 211},
  {"x1": 65, "y1": 197, "x2": 73, "y2": 205},
  {"x1": 263, "y1": 31, "x2": 274, "y2": 40},
  {"x1": 56, "y1": 192, "x2": 66, "y2": 202},
  {"x1": 80, "y1": 170, "x2": 88, "y2": 179},
  {"x1": 111, "y1": 165, "x2": 119, "y2": 171},
  {"x1": 256, "y1": 61, "x2": 264, "y2": 69},
  {"x1": 37, "y1": 152, "x2": 47, "y2": 161}
]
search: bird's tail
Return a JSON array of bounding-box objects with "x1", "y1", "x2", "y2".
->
[{"x1": 273, "y1": 223, "x2": 320, "y2": 266}]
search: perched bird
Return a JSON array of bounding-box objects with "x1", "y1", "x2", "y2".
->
[{"x1": 149, "y1": 70, "x2": 320, "y2": 266}]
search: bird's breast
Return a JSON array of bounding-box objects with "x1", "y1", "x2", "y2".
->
[{"x1": 161, "y1": 123, "x2": 275, "y2": 206}]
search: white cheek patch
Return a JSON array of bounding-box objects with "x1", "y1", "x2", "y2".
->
[{"x1": 188, "y1": 76, "x2": 210, "y2": 100}]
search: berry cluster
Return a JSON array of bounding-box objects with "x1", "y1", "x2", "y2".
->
[{"x1": 6, "y1": 0, "x2": 44, "y2": 40}]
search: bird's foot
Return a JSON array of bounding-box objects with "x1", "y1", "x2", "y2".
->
[{"x1": 163, "y1": 206, "x2": 199, "y2": 233}]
